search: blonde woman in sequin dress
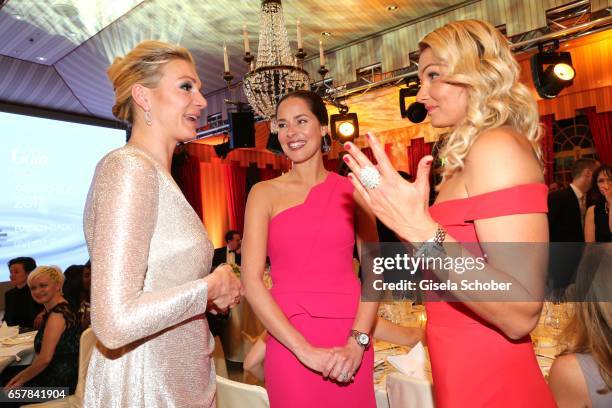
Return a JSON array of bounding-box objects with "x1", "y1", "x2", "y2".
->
[{"x1": 83, "y1": 41, "x2": 242, "y2": 408}]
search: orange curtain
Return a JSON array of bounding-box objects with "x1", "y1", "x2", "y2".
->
[{"x1": 199, "y1": 162, "x2": 229, "y2": 249}]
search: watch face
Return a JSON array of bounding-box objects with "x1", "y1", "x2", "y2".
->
[{"x1": 358, "y1": 333, "x2": 369, "y2": 345}]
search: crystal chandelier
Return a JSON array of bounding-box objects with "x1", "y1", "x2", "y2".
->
[{"x1": 242, "y1": 0, "x2": 310, "y2": 125}]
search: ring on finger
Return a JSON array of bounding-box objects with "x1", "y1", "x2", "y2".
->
[{"x1": 359, "y1": 166, "x2": 381, "y2": 190}]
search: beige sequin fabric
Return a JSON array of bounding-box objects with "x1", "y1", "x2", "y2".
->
[{"x1": 83, "y1": 145, "x2": 215, "y2": 407}]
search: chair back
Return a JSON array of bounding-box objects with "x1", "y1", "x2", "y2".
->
[
  {"x1": 216, "y1": 375, "x2": 269, "y2": 408},
  {"x1": 74, "y1": 328, "x2": 96, "y2": 400}
]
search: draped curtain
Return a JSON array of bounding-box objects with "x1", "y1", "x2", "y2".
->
[
  {"x1": 171, "y1": 151, "x2": 204, "y2": 221},
  {"x1": 259, "y1": 166, "x2": 281, "y2": 181},
  {"x1": 224, "y1": 161, "x2": 247, "y2": 233},
  {"x1": 585, "y1": 107, "x2": 612, "y2": 164},
  {"x1": 540, "y1": 114, "x2": 555, "y2": 185},
  {"x1": 407, "y1": 138, "x2": 433, "y2": 178}
]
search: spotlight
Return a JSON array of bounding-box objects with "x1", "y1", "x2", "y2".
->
[
  {"x1": 266, "y1": 131, "x2": 283, "y2": 155},
  {"x1": 330, "y1": 107, "x2": 359, "y2": 142},
  {"x1": 399, "y1": 81, "x2": 426, "y2": 123},
  {"x1": 531, "y1": 46, "x2": 575, "y2": 99}
]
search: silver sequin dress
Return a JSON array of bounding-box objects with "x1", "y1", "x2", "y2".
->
[{"x1": 83, "y1": 145, "x2": 215, "y2": 407}]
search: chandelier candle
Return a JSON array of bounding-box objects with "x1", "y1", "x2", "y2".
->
[
  {"x1": 243, "y1": 25, "x2": 250, "y2": 54},
  {"x1": 223, "y1": 43, "x2": 229, "y2": 72},
  {"x1": 297, "y1": 19, "x2": 303, "y2": 49},
  {"x1": 319, "y1": 38, "x2": 325, "y2": 66}
]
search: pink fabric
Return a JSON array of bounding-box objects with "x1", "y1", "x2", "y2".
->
[
  {"x1": 586, "y1": 107, "x2": 612, "y2": 164},
  {"x1": 265, "y1": 172, "x2": 375, "y2": 408},
  {"x1": 426, "y1": 183, "x2": 556, "y2": 408},
  {"x1": 540, "y1": 115, "x2": 555, "y2": 185}
]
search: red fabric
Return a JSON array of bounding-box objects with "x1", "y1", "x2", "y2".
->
[
  {"x1": 224, "y1": 161, "x2": 247, "y2": 233},
  {"x1": 360, "y1": 145, "x2": 391, "y2": 166},
  {"x1": 407, "y1": 138, "x2": 433, "y2": 178},
  {"x1": 323, "y1": 157, "x2": 340, "y2": 172},
  {"x1": 171, "y1": 152, "x2": 203, "y2": 221},
  {"x1": 259, "y1": 167, "x2": 280, "y2": 181},
  {"x1": 585, "y1": 107, "x2": 612, "y2": 164},
  {"x1": 427, "y1": 183, "x2": 556, "y2": 407},
  {"x1": 540, "y1": 114, "x2": 555, "y2": 185}
]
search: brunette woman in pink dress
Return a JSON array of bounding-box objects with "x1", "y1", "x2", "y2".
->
[
  {"x1": 342, "y1": 20, "x2": 556, "y2": 407},
  {"x1": 242, "y1": 90, "x2": 378, "y2": 407}
]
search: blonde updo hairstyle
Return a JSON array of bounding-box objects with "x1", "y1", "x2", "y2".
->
[
  {"x1": 419, "y1": 20, "x2": 542, "y2": 185},
  {"x1": 107, "y1": 40, "x2": 195, "y2": 124},
  {"x1": 27, "y1": 265, "x2": 65, "y2": 290}
]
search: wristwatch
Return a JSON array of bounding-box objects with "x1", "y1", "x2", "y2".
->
[{"x1": 349, "y1": 329, "x2": 371, "y2": 348}]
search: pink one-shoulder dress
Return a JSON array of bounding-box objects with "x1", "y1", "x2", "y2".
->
[{"x1": 264, "y1": 172, "x2": 376, "y2": 408}]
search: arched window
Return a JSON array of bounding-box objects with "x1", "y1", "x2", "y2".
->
[{"x1": 553, "y1": 114, "x2": 597, "y2": 187}]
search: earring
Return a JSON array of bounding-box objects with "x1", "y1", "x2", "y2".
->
[
  {"x1": 144, "y1": 110, "x2": 152, "y2": 126},
  {"x1": 321, "y1": 134, "x2": 331, "y2": 154}
]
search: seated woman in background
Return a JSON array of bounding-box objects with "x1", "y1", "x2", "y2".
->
[
  {"x1": 548, "y1": 245, "x2": 611, "y2": 407},
  {"x1": 62, "y1": 264, "x2": 84, "y2": 313},
  {"x1": 244, "y1": 318, "x2": 423, "y2": 382},
  {"x1": 585, "y1": 164, "x2": 612, "y2": 242},
  {"x1": 79, "y1": 262, "x2": 91, "y2": 330},
  {"x1": 5, "y1": 266, "x2": 80, "y2": 394}
]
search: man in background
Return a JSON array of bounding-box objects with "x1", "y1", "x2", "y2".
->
[
  {"x1": 212, "y1": 230, "x2": 242, "y2": 268},
  {"x1": 547, "y1": 158, "x2": 599, "y2": 291}
]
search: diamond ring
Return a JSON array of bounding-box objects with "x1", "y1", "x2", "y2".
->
[
  {"x1": 340, "y1": 372, "x2": 349, "y2": 382},
  {"x1": 359, "y1": 166, "x2": 381, "y2": 189}
]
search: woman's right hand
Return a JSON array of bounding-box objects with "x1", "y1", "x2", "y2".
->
[
  {"x1": 206, "y1": 265, "x2": 243, "y2": 314},
  {"x1": 295, "y1": 343, "x2": 333, "y2": 373}
]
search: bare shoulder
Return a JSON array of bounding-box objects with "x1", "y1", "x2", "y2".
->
[
  {"x1": 249, "y1": 176, "x2": 285, "y2": 201},
  {"x1": 465, "y1": 126, "x2": 544, "y2": 195},
  {"x1": 586, "y1": 205, "x2": 595, "y2": 216},
  {"x1": 246, "y1": 176, "x2": 286, "y2": 216},
  {"x1": 44, "y1": 312, "x2": 67, "y2": 330},
  {"x1": 549, "y1": 353, "x2": 589, "y2": 404}
]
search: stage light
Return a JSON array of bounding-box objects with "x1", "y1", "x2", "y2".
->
[
  {"x1": 531, "y1": 46, "x2": 575, "y2": 99},
  {"x1": 399, "y1": 81, "x2": 427, "y2": 123},
  {"x1": 330, "y1": 107, "x2": 359, "y2": 143}
]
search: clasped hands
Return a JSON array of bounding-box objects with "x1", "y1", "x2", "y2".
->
[
  {"x1": 207, "y1": 264, "x2": 243, "y2": 315},
  {"x1": 297, "y1": 338, "x2": 365, "y2": 383}
]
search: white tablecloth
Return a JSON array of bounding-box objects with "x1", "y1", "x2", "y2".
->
[{"x1": 0, "y1": 333, "x2": 36, "y2": 373}]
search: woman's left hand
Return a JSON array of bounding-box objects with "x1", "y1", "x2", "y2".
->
[
  {"x1": 322, "y1": 339, "x2": 364, "y2": 383},
  {"x1": 342, "y1": 132, "x2": 437, "y2": 243}
]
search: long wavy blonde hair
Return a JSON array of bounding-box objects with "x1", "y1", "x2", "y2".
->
[{"x1": 419, "y1": 19, "x2": 542, "y2": 184}]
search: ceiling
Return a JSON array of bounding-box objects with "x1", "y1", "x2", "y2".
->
[{"x1": 0, "y1": 0, "x2": 468, "y2": 122}]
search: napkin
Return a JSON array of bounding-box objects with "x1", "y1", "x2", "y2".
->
[
  {"x1": 2, "y1": 333, "x2": 36, "y2": 346},
  {"x1": 0, "y1": 321, "x2": 18, "y2": 340},
  {"x1": 386, "y1": 341, "x2": 430, "y2": 380}
]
